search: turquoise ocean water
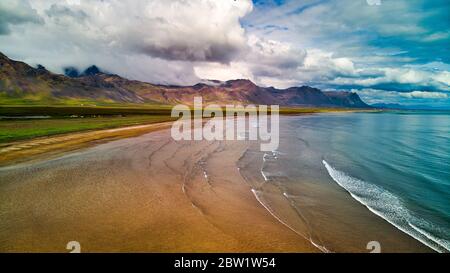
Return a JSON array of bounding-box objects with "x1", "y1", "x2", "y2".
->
[
  {"x1": 240, "y1": 111, "x2": 449, "y2": 252},
  {"x1": 290, "y1": 111, "x2": 450, "y2": 252}
]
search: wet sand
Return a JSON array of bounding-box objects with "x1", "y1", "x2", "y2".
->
[
  {"x1": 0, "y1": 116, "x2": 434, "y2": 253},
  {"x1": 0, "y1": 127, "x2": 319, "y2": 252}
]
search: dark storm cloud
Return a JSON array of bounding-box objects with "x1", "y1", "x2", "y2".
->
[{"x1": 139, "y1": 41, "x2": 243, "y2": 63}]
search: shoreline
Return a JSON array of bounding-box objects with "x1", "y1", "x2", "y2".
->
[{"x1": 0, "y1": 108, "x2": 379, "y2": 167}]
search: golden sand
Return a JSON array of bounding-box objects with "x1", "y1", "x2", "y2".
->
[{"x1": 0, "y1": 128, "x2": 318, "y2": 252}]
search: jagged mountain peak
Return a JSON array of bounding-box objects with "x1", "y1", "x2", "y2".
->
[
  {"x1": 63, "y1": 65, "x2": 104, "y2": 78},
  {"x1": 83, "y1": 65, "x2": 102, "y2": 76}
]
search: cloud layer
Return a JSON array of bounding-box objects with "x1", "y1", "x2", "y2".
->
[
  {"x1": 0, "y1": 0, "x2": 42, "y2": 34},
  {"x1": 0, "y1": 0, "x2": 253, "y2": 84},
  {"x1": 0, "y1": 0, "x2": 449, "y2": 107}
]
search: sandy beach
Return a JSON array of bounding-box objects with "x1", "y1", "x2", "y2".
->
[
  {"x1": 0, "y1": 125, "x2": 319, "y2": 252},
  {"x1": 0, "y1": 115, "x2": 437, "y2": 253}
]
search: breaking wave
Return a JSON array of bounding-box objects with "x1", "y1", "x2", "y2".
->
[{"x1": 323, "y1": 160, "x2": 450, "y2": 253}]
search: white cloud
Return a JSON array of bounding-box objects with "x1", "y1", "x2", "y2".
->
[
  {"x1": 422, "y1": 31, "x2": 450, "y2": 42},
  {"x1": 194, "y1": 35, "x2": 307, "y2": 88},
  {"x1": 246, "y1": 35, "x2": 305, "y2": 69},
  {"x1": 366, "y1": 0, "x2": 382, "y2": 6},
  {"x1": 0, "y1": 0, "x2": 253, "y2": 85},
  {"x1": 433, "y1": 71, "x2": 450, "y2": 86},
  {"x1": 194, "y1": 62, "x2": 254, "y2": 82},
  {"x1": 330, "y1": 67, "x2": 450, "y2": 92},
  {"x1": 195, "y1": 39, "x2": 360, "y2": 89},
  {"x1": 356, "y1": 88, "x2": 449, "y2": 106},
  {"x1": 400, "y1": 91, "x2": 448, "y2": 99},
  {"x1": 303, "y1": 49, "x2": 356, "y2": 76}
]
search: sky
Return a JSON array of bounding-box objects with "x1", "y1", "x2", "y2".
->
[{"x1": 0, "y1": 0, "x2": 449, "y2": 108}]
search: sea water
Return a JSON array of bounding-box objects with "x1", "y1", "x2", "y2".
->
[{"x1": 239, "y1": 111, "x2": 450, "y2": 252}]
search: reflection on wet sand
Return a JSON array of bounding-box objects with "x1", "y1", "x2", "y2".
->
[{"x1": 0, "y1": 126, "x2": 317, "y2": 252}]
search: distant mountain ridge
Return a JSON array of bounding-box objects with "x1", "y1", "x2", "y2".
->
[{"x1": 0, "y1": 52, "x2": 370, "y2": 108}]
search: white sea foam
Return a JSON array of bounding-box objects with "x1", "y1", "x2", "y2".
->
[
  {"x1": 409, "y1": 223, "x2": 450, "y2": 251},
  {"x1": 263, "y1": 151, "x2": 281, "y2": 162},
  {"x1": 260, "y1": 170, "x2": 285, "y2": 182},
  {"x1": 261, "y1": 150, "x2": 285, "y2": 181},
  {"x1": 261, "y1": 170, "x2": 269, "y2": 182},
  {"x1": 323, "y1": 160, "x2": 450, "y2": 253}
]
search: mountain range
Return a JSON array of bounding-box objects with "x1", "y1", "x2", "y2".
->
[{"x1": 0, "y1": 52, "x2": 369, "y2": 108}]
